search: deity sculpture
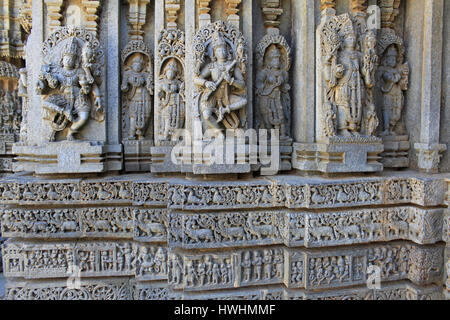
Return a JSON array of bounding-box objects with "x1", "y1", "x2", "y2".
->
[
  {"x1": 194, "y1": 25, "x2": 247, "y2": 131},
  {"x1": 158, "y1": 58, "x2": 185, "y2": 143},
  {"x1": 322, "y1": 18, "x2": 379, "y2": 137},
  {"x1": 256, "y1": 43, "x2": 291, "y2": 138},
  {"x1": 37, "y1": 35, "x2": 104, "y2": 142},
  {"x1": 121, "y1": 52, "x2": 154, "y2": 140},
  {"x1": 377, "y1": 44, "x2": 409, "y2": 136}
]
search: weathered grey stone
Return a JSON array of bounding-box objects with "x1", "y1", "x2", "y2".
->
[{"x1": 0, "y1": 0, "x2": 448, "y2": 301}]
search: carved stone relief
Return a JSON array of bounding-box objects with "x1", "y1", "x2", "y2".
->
[
  {"x1": 37, "y1": 27, "x2": 104, "y2": 142},
  {"x1": 193, "y1": 21, "x2": 248, "y2": 132},
  {"x1": 121, "y1": 40, "x2": 154, "y2": 141}
]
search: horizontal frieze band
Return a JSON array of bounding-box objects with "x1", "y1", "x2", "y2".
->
[
  {"x1": 1, "y1": 206, "x2": 444, "y2": 248},
  {"x1": 3, "y1": 278, "x2": 443, "y2": 301},
  {"x1": 0, "y1": 174, "x2": 446, "y2": 208},
  {"x1": 167, "y1": 242, "x2": 443, "y2": 292}
]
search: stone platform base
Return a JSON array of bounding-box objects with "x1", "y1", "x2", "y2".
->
[
  {"x1": 381, "y1": 135, "x2": 410, "y2": 168},
  {"x1": 123, "y1": 140, "x2": 152, "y2": 172},
  {"x1": 293, "y1": 136, "x2": 384, "y2": 173},
  {"x1": 12, "y1": 141, "x2": 123, "y2": 174},
  {"x1": 151, "y1": 146, "x2": 181, "y2": 173},
  {"x1": 0, "y1": 171, "x2": 447, "y2": 300}
]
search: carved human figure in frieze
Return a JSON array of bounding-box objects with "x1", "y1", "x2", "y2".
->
[
  {"x1": 37, "y1": 28, "x2": 105, "y2": 142},
  {"x1": 321, "y1": 15, "x2": 379, "y2": 137},
  {"x1": 377, "y1": 42, "x2": 409, "y2": 136},
  {"x1": 256, "y1": 38, "x2": 291, "y2": 138},
  {"x1": 121, "y1": 41, "x2": 154, "y2": 140},
  {"x1": 158, "y1": 58, "x2": 185, "y2": 143},
  {"x1": 193, "y1": 22, "x2": 248, "y2": 131}
]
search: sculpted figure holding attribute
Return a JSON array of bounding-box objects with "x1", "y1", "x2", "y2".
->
[{"x1": 194, "y1": 29, "x2": 247, "y2": 131}]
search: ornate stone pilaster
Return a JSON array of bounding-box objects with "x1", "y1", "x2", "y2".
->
[
  {"x1": 121, "y1": 0, "x2": 153, "y2": 172},
  {"x1": 19, "y1": 0, "x2": 33, "y2": 35},
  {"x1": 225, "y1": 0, "x2": 242, "y2": 28},
  {"x1": 151, "y1": 0, "x2": 186, "y2": 172},
  {"x1": 319, "y1": 0, "x2": 335, "y2": 12},
  {"x1": 380, "y1": 0, "x2": 401, "y2": 29},
  {"x1": 414, "y1": 0, "x2": 447, "y2": 173},
  {"x1": 126, "y1": 0, "x2": 151, "y2": 41},
  {"x1": 255, "y1": 0, "x2": 292, "y2": 173},
  {"x1": 165, "y1": 0, "x2": 181, "y2": 30},
  {"x1": 293, "y1": 6, "x2": 383, "y2": 173},
  {"x1": 197, "y1": 0, "x2": 212, "y2": 27},
  {"x1": 44, "y1": 0, "x2": 64, "y2": 33}
]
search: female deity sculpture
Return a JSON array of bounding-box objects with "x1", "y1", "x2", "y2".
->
[
  {"x1": 37, "y1": 37, "x2": 104, "y2": 141},
  {"x1": 158, "y1": 58, "x2": 185, "y2": 144},
  {"x1": 194, "y1": 29, "x2": 247, "y2": 131},
  {"x1": 323, "y1": 22, "x2": 378, "y2": 137},
  {"x1": 256, "y1": 44, "x2": 291, "y2": 138},
  {"x1": 121, "y1": 53, "x2": 154, "y2": 140},
  {"x1": 377, "y1": 45, "x2": 409, "y2": 136}
]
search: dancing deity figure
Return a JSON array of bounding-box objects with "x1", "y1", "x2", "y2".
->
[
  {"x1": 37, "y1": 37, "x2": 103, "y2": 141},
  {"x1": 256, "y1": 44, "x2": 291, "y2": 138},
  {"x1": 194, "y1": 30, "x2": 247, "y2": 131},
  {"x1": 378, "y1": 45, "x2": 409, "y2": 136},
  {"x1": 121, "y1": 53, "x2": 154, "y2": 140},
  {"x1": 158, "y1": 59, "x2": 185, "y2": 143}
]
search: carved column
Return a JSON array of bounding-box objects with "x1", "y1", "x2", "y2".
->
[
  {"x1": 151, "y1": 0, "x2": 186, "y2": 172},
  {"x1": 292, "y1": 0, "x2": 315, "y2": 143},
  {"x1": 121, "y1": 0, "x2": 153, "y2": 172},
  {"x1": 414, "y1": 0, "x2": 447, "y2": 173},
  {"x1": 197, "y1": 0, "x2": 212, "y2": 27},
  {"x1": 376, "y1": 0, "x2": 411, "y2": 168},
  {"x1": 255, "y1": 0, "x2": 292, "y2": 174},
  {"x1": 45, "y1": 0, "x2": 64, "y2": 33},
  {"x1": 293, "y1": 2, "x2": 383, "y2": 173},
  {"x1": 225, "y1": 0, "x2": 241, "y2": 28}
]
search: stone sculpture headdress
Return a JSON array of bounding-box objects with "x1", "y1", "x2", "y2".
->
[
  {"x1": 212, "y1": 29, "x2": 227, "y2": 51},
  {"x1": 62, "y1": 37, "x2": 80, "y2": 58}
]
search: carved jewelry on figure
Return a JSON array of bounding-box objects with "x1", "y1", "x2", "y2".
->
[
  {"x1": 193, "y1": 21, "x2": 248, "y2": 131},
  {"x1": 377, "y1": 30, "x2": 409, "y2": 136},
  {"x1": 321, "y1": 15, "x2": 379, "y2": 137},
  {"x1": 37, "y1": 27, "x2": 104, "y2": 142},
  {"x1": 255, "y1": 35, "x2": 291, "y2": 138},
  {"x1": 156, "y1": 29, "x2": 185, "y2": 145},
  {"x1": 121, "y1": 40, "x2": 154, "y2": 141}
]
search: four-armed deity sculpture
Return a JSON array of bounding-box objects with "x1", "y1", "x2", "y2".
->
[
  {"x1": 193, "y1": 24, "x2": 248, "y2": 132},
  {"x1": 37, "y1": 29, "x2": 104, "y2": 142}
]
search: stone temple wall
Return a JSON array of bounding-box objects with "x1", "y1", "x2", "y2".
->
[{"x1": 0, "y1": 0, "x2": 448, "y2": 300}]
